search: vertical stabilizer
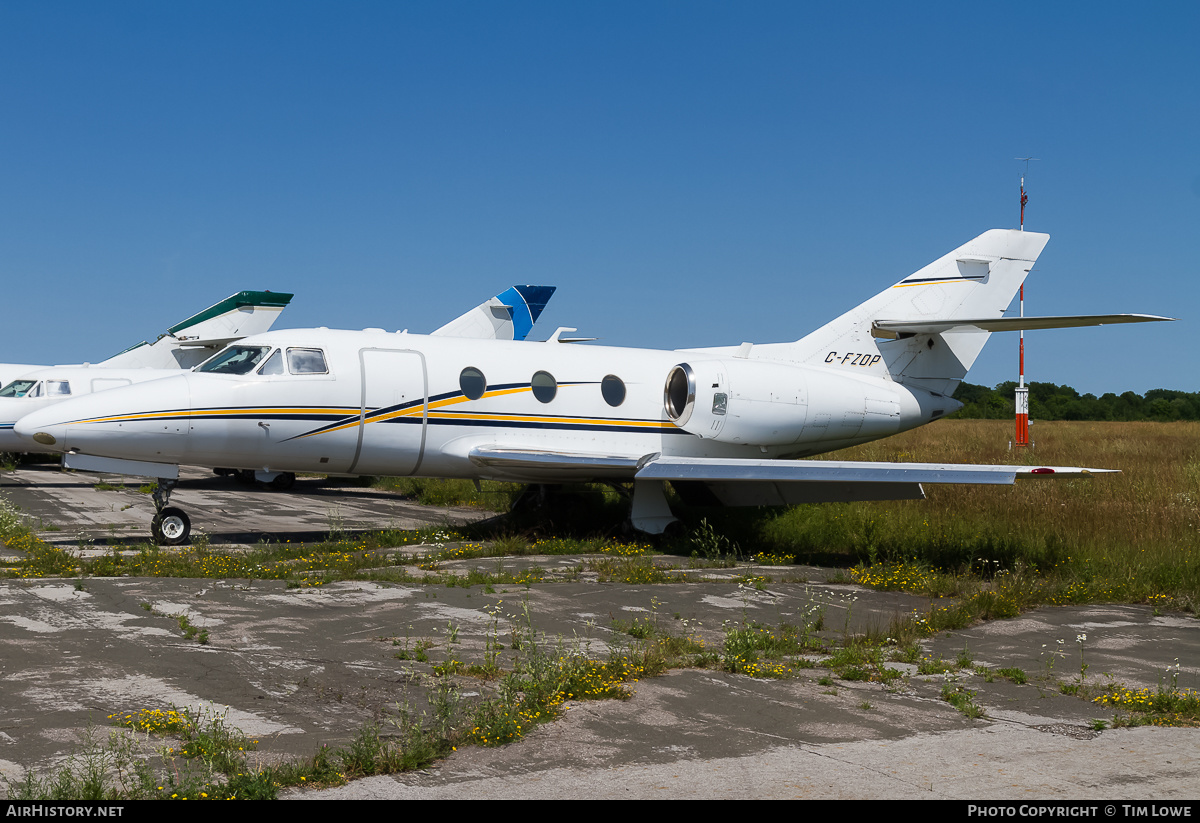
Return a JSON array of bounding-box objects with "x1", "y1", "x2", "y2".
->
[
  {"x1": 431, "y1": 285, "x2": 556, "y2": 341},
  {"x1": 750, "y1": 229, "x2": 1049, "y2": 396},
  {"x1": 99, "y1": 291, "x2": 294, "y2": 369}
]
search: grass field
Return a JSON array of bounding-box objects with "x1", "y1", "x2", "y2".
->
[
  {"x1": 2, "y1": 420, "x2": 1197, "y2": 612},
  {"x1": 735, "y1": 419, "x2": 1200, "y2": 612}
]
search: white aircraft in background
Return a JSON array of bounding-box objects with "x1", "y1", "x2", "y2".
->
[
  {"x1": 0, "y1": 364, "x2": 45, "y2": 391},
  {"x1": 0, "y1": 290, "x2": 294, "y2": 390},
  {"x1": 0, "y1": 285, "x2": 556, "y2": 461},
  {"x1": 14, "y1": 229, "x2": 1172, "y2": 545},
  {"x1": 0, "y1": 290, "x2": 293, "y2": 449}
]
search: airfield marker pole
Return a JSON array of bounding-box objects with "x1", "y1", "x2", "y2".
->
[
  {"x1": 1014, "y1": 168, "x2": 1032, "y2": 448},
  {"x1": 1015, "y1": 285, "x2": 1030, "y2": 447}
]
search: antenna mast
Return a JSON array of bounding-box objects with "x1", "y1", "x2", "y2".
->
[{"x1": 1012, "y1": 158, "x2": 1038, "y2": 448}]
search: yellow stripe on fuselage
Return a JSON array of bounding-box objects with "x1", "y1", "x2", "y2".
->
[
  {"x1": 425, "y1": 411, "x2": 675, "y2": 428},
  {"x1": 890, "y1": 279, "x2": 978, "y2": 289},
  {"x1": 68, "y1": 407, "x2": 354, "y2": 425},
  {"x1": 68, "y1": 384, "x2": 678, "y2": 439}
]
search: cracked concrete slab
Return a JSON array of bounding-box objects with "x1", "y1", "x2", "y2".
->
[{"x1": 0, "y1": 464, "x2": 1197, "y2": 799}]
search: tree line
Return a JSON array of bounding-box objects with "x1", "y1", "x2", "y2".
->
[{"x1": 950, "y1": 381, "x2": 1200, "y2": 422}]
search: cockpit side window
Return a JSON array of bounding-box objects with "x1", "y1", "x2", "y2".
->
[
  {"x1": 0, "y1": 380, "x2": 36, "y2": 398},
  {"x1": 257, "y1": 349, "x2": 284, "y2": 376},
  {"x1": 197, "y1": 346, "x2": 273, "y2": 375},
  {"x1": 45, "y1": 381, "x2": 71, "y2": 397},
  {"x1": 287, "y1": 348, "x2": 328, "y2": 375}
]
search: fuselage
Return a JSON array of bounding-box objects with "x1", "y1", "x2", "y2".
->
[{"x1": 14, "y1": 328, "x2": 959, "y2": 481}]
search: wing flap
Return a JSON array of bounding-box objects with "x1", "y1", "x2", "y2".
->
[
  {"x1": 468, "y1": 446, "x2": 644, "y2": 480},
  {"x1": 674, "y1": 479, "x2": 927, "y2": 506}
]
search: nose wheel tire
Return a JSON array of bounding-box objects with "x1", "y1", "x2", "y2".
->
[{"x1": 152, "y1": 507, "x2": 191, "y2": 546}]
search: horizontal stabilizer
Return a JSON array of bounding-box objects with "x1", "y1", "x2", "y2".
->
[
  {"x1": 873, "y1": 313, "x2": 1175, "y2": 338},
  {"x1": 174, "y1": 336, "x2": 242, "y2": 349}
]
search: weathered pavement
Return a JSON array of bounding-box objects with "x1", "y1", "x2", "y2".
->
[
  {"x1": 0, "y1": 464, "x2": 1197, "y2": 800},
  {"x1": 0, "y1": 463, "x2": 487, "y2": 549}
]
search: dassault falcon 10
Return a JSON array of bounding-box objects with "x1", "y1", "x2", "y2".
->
[{"x1": 15, "y1": 229, "x2": 1172, "y2": 544}]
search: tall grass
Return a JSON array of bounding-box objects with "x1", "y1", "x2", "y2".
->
[
  {"x1": 4, "y1": 420, "x2": 1196, "y2": 610},
  {"x1": 723, "y1": 420, "x2": 1200, "y2": 608}
]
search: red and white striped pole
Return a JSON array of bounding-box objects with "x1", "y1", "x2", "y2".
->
[
  {"x1": 1015, "y1": 284, "x2": 1029, "y2": 447},
  {"x1": 1014, "y1": 175, "x2": 1030, "y2": 447}
]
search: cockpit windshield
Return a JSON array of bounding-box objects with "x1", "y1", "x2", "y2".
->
[
  {"x1": 0, "y1": 380, "x2": 36, "y2": 398},
  {"x1": 196, "y1": 346, "x2": 273, "y2": 375},
  {"x1": 257, "y1": 349, "x2": 284, "y2": 375}
]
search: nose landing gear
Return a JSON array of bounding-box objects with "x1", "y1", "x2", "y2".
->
[
  {"x1": 152, "y1": 507, "x2": 191, "y2": 545},
  {"x1": 150, "y1": 479, "x2": 191, "y2": 546}
]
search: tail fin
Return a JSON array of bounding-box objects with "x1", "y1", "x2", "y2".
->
[
  {"x1": 431, "y1": 285, "x2": 556, "y2": 341},
  {"x1": 99, "y1": 290, "x2": 294, "y2": 369},
  {"x1": 754, "y1": 229, "x2": 1049, "y2": 396}
]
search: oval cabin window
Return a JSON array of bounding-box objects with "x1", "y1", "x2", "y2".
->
[
  {"x1": 531, "y1": 371, "x2": 557, "y2": 403},
  {"x1": 601, "y1": 375, "x2": 625, "y2": 407},
  {"x1": 460, "y1": 367, "x2": 487, "y2": 400}
]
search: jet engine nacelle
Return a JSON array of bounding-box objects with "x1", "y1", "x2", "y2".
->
[{"x1": 663, "y1": 358, "x2": 903, "y2": 445}]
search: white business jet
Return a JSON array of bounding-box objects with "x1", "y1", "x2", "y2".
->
[
  {"x1": 14, "y1": 229, "x2": 1172, "y2": 545},
  {"x1": 0, "y1": 285, "x2": 555, "y2": 457}
]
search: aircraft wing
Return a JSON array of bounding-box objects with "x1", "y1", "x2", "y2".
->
[
  {"x1": 872, "y1": 314, "x2": 1174, "y2": 338},
  {"x1": 466, "y1": 446, "x2": 1115, "y2": 503},
  {"x1": 432, "y1": 285, "x2": 556, "y2": 341},
  {"x1": 635, "y1": 456, "x2": 1113, "y2": 482},
  {"x1": 635, "y1": 456, "x2": 1114, "y2": 505}
]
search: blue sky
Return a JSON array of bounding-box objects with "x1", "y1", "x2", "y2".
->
[{"x1": 1, "y1": 1, "x2": 1194, "y2": 395}]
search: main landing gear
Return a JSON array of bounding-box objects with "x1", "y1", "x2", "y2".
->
[{"x1": 150, "y1": 478, "x2": 191, "y2": 546}]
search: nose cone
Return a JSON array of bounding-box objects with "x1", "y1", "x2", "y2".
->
[
  {"x1": 15, "y1": 375, "x2": 192, "y2": 460},
  {"x1": 12, "y1": 409, "x2": 67, "y2": 451},
  {"x1": 0, "y1": 399, "x2": 47, "y2": 451}
]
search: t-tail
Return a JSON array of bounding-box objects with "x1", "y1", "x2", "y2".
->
[
  {"x1": 747, "y1": 229, "x2": 1170, "y2": 397},
  {"x1": 100, "y1": 290, "x2": 295, "y2": 370},
  {"x1": 431, "y1": 285, "x2": 557, "y2": 341}
]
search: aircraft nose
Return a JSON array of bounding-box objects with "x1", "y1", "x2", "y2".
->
[
  {"x1": 14, "y1": 375, "x2": 193, "y2": 459},
  {"x1": 13, "y1": 413, "x2": 66, "y2": 450}
]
